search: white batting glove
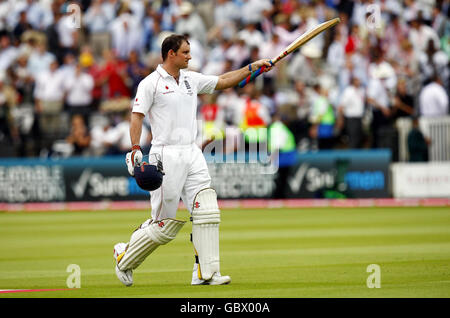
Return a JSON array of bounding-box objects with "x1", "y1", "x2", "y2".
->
[
  {"x1": 126, "y1": 152, "x2": 135, "y2": 176},
  {"x1": 125, "y1": 145, "x2": 143, "y2": 176},
  {"x1": 131, "y1": 145, "x2": 143, "y2": 166}
]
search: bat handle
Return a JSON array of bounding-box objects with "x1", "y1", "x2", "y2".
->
[{"x1": 238, "y1": 61, "x2": 274, "y2": 88}]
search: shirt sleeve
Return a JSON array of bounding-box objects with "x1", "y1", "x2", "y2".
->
[
  {"x1": 190, "y1": 71, "x2": 219, "y2": 94},
  {"x1": 132, "y1": 79, "x2": 153, "y2": 114}
]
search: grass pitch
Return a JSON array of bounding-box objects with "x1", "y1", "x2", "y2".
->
[{"x1": 0, "y1": 206, "x2": 449, "y2": 298}]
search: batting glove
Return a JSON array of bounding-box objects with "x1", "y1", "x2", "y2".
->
[{"x1": 125, "y1": 145, "x2": 143, "y2": 176}]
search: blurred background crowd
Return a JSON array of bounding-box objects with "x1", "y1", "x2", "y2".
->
[{"x1": 0, "y1": 0, "x2": 448, "y2": 161}]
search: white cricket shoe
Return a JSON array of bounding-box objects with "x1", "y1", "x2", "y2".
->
[
  {"x1": 191, "y1": 263, "x2": 231, "y2": 285},
  {"x1": 114, "y1": 242, "x2": 133, "y2": 286}
]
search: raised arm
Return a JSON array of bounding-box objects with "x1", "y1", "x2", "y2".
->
[{"x1": 215, "y1": 59, "x2": 273, "y2": 90}]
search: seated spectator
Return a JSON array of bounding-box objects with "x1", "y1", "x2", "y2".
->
[
  {"x1": 65, "y1": 114, "x2": 92, "y2": 156},
  {"x1": 103, "y1": 111, "x2": 151, "y2": 155}
]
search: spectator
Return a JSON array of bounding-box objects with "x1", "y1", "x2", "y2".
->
[
  {"x1": 237, "y1": 22, "x2": 265, "y2": 49},
  {"x1": 84, "y1": 0, "x2": 113, "y2": 59},
  {"x1": 309, "y1": 83, "x2": 335, "y2": 149},
  {"x1": 101, "y1": 49, "x2": 130, "y2": 99},
  {"x1": 126, "y1": 50, "x2": 149, "y2": 97},
  {"x1": 211, "y1": 0, "x2": 240, "y2": 40},
  {"x1": 24, "y1": 0, "x2": 52, "y2": 31},
  {"x1": 175, "y1": 1, "x2": 207, "y2": 46},
  {"x1": 366, "y1": 70, "x2": 392, "y2": 148},
  {"x1": 327, "y1": 31, "x2": 345, "y2": 77},
  {"x1": 27, "y1": 40, "x2": 56, "y2": 79},
  {"x1": 259, "y1": 33, "x2": 285, "y2": 88},
  {"x1": 337, "y1": 76, "x2": 365, "y2": 149},
  {"x1": 103, "y1": 111, "x2": 151, "y2": 155},
  {"x1": 241, "y1": 0, "x2": 273, "y2": 26},
  {"x1": 268, "y1": 112, "x2": 297, "y2": 198},
  {"x1": 226, "y1": 38, "x2": 249, "y2": 71},
  {"x1": 419, "y1": 39, "x2": 449, "y2": 89},
  {"x1": 12, "y1": 10, "x2": 33, "y2": 42},
  {"x1": 45, "y1": 11, "x2": 64, "y2": 64},
  {"x1": 408, "y1": 15, "x2": 440, "y2": 55},
  {"x1": 64, "y1": 62, "x2": 95, "y2": 126},
  {"x1": 407, "y1": 116, "x2": 429, "y2": 162},
  {"x1": 419, "y1": 74, "x2": 449, "y2": 117},
  {"x1": 109, "y1": 3, "x2": 143, "y2": 60},
  {"x1": 57, "y1": 4, "x2": 81, "y2": 57},
  {"x1": 33, "y1": 59, "x2": 65, "y2": 141},
  {"x1": 203, "y1": 38, "x2": 233, "y2": 76},
  {"x1": 0, "y1": 34, "x2": 18, "y2": 73},
  {"x1": 288, "y1": 43, "x2": 322, "y2": 86},
  {"x1": 368, "y1": 47, "x2": 397, "y2": 93},
  {"x1": 0, "y1": 72, "x2": 18, "y2": 148},
  {"x1": 392, "y1": 78, "x2": 415, "y2": 120},
  {"x1": 65, "y1": 114, "x2": 91, "y2": 156}
]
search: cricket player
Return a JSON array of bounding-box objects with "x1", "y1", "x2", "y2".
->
[{"x1": 114, "y1": 34, "x2": 272, "y2": 286}]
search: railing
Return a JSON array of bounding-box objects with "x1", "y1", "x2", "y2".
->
[{"x1": 396, "y1": 116, "x2": 450, "y2": 162}]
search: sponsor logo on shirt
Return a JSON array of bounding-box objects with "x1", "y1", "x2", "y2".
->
[
  {"x1": 162, "y1": 85, "x2": 175, "y2": 95},
  {"x1": 184, "y1": 80, "x2": 193, "y2": 96}
]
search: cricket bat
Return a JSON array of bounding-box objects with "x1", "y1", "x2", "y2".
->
[{"x1": 238, "y1": 17, "x2": 340, "y2": 88}]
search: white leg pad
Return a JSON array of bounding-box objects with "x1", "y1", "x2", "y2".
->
[
  {"x1": 191, "y1": 188, "x2": 221, "y2": 281},
  {"x1": 118, "y1": 218, "x2": 186, "y2": 271}
]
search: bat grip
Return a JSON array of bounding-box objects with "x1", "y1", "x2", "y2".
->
[
  {"x1": 238, "y1": 61, "x2": 273, "y2": 88},
  {"x1": 238, "y1": 65, "x2": 265, "y2": 88}
]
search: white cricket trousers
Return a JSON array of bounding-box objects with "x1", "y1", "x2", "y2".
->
[{"x1": 149, "y1": 143, "x2": 211, "y2": 220}]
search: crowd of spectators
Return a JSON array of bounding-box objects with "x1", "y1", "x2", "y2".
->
[{"x1": 0, "y1": 0, "x2": 448, "y2": 161}]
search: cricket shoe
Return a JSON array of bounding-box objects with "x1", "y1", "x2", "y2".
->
[
  {"x1": 191, "y1": 263, "x2": 231, "y2": 285},
  {"x1": 114, "y1": 242, "x2": 133, "y2": 286}
]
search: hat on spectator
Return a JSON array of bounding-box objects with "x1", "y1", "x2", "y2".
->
[
  {"x1": 301, "y1": 43, "x2": 322, "y2": 59},
  {"x1": 373, "y1": 63, "x2": 395, "y2": 79},
  {"x1": 179, "y1": 1, "x2": 194, "y2": 16},
  {"x1": 80, "y1": 51, "x2": 94, "y2": 68}
]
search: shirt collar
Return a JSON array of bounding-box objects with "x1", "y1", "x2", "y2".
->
[{"x1": 156, "y1": 64, "x2": 185, "y2": 79}]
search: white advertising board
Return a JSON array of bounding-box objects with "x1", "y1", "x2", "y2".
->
[{"x1": 391, "y1": 163, "x2": 450, "y2": 198}]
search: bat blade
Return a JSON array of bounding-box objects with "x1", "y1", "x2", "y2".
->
[
  {"x1": 237, "y1": 17, "x2": 340, "y2": 88},
  {"x1": 271, "y1": 17, "x2": 340, "y2": 65}
]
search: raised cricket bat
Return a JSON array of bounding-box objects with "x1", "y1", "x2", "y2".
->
[{"x1": 238, "y1": 17, "x2": 340, "y2": 88}]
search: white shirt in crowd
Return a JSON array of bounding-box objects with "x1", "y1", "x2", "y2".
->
[
  {"x1": 419, "y1": 82, "x2": 449, "y2": 117},
  {"x1": 132, "y1": 65, "x2": 218, "y2": 146},
  {"x1": 64, "y1": 71, "x2": 95, "y2": 106},
  {"x1": 34, "y1": 69, "x2": 65, "y2": 102},
  {"x1": 367, "y1": 77, "x2": 390, "y2": 109},
  {"x1": 104, "y1": 120, "x2": 150, "y2": 151},
  {"x1": 57, "y1": 15, "x2": 77, "y2": 48},
  {"x1": 109, "y1": 12, "x2": 143, "y2": 60},
  {"x1": 339, "y1": 85, "x2": 366, "y2": 118}
]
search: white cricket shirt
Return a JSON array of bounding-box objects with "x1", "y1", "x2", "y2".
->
[{"x1": 132, "y1": 64, "x2": 218, "y2": 146}]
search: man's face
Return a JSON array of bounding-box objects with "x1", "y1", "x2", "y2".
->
[{"x1": 173, "y1": 41, "x2": 191, "y2": 69}]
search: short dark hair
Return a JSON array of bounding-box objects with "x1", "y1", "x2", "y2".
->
[{"x1": 161, "y1": 34, "x2": 189, "y2": 61}]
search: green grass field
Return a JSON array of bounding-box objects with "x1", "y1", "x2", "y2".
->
[{"x1": 0, "y1": 207, "x2": 449, "y2": 298}]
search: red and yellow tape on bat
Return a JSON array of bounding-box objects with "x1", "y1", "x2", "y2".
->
[{"x1": 238, "y1": 17, "x2": 340, "y2": 88}]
